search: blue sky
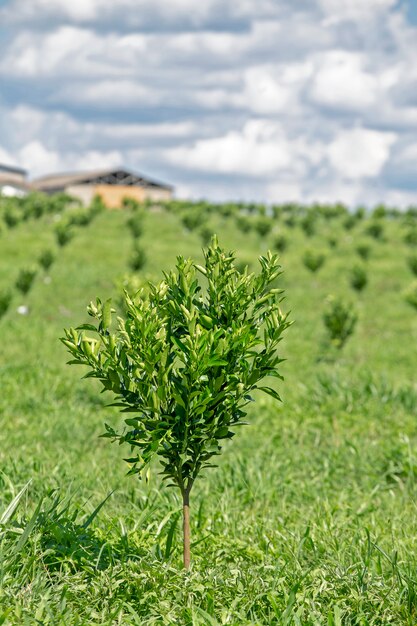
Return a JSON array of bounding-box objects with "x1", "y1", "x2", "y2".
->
[
  {"x1": 1, "y1": 0, "x2": 417, "y2": 206},
  {"x1": 405, "y1": 0, "x2": 417, "y2": 23}
]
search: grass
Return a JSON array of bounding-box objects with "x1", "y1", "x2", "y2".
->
[{"x1": 0, "y1": 202, "x2": 417, "y2": 623}]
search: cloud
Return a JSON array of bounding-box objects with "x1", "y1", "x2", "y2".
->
[
  {"x1": 0, "y1": 0, "x2": 284, "y2": 31},
  {"x1": 167, "y1": 120, "x2": 294, "y2": 176},
  {"x1": 310, "y1": 51, "x2": 381, "y2": 111},
  {"x1": 0, "y1": 146, "x2": 17, "y2": 167},
  {"x1": 18, "y1": 141, "x2": 61, "y2": 176},
  {"x1": 56, "y1": 80, "x2": 158, "y2": 108},
  {"x1": 318, "y1": 0, "x2": 397, "y2": 23},
  {"x1": 327, "y1": 128, "x2": 397, "y2": 178},
  {"x1": 17, "y1": 140, "x2": 124, "y2": 178}
]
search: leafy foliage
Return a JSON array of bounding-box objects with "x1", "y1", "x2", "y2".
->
[
  {"x1": 303, "y1": 250, "x2": 326, "y2": 273},
  {"x1": 300, "y1": 214, "x2": 316, "y2": 237},
  {"x1": 55, "y1": 222, "x2": 74, "y2": 247},
  {"x1": 404, "y1": 228, "x2": 417, "y2": 247},
  {"x1": 356, "y1": 243, "x2": 371, "y2": 261},
  {"x1": 350, "y1": 264, "x2": 368, "y2": 292},
  {"x1": 366, "y1": 221, "x2": 384, "y2": 240},
  {"x1": 254, "y1": 217, "x2": 272, "y2": 238},
  {"x1": 62, "y1": 239, "x2": 290, "y2": 496},
  {"x1": 15, "y1": 268, "x2": 37, "y2": 295},
  {"x1": 38, "y1": 249, "x2": 55, "y2": 272},
  {"x1": 235, "y1": 215, "x2": 252, "y2": 233},
  {"x1": 273, "y1": 234, "x2": 287, "y2": 253},
  {"x1": 407, "y1": 255, "x2": 417, "y2": 277},
  {"x1": 323, "y1": 296, "x2": 357, "y2": 349},
  {"x1": 129, "y1": 244, "x2": 147, "y2": 271},
  {"x1": 0, "y1": 289, "x2": 12, "y2": 318},
  {"x1": 127, "y1": 210, "x2": 145, "y2": 239}
]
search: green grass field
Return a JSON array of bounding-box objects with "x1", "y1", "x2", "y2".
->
[{"x1": 1, "y1": 200, "x2": 417, "y2": 624}]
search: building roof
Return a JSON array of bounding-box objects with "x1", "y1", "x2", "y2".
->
[
  {"x1": 0, "y1": 163, "x2": 27, "y2": 177},
  {"x1": 0, "y1": 180, "x2": 32, "y2": 191},
  {"x1": 33, "y1": 168, "x2": 173, "y2": 191}
]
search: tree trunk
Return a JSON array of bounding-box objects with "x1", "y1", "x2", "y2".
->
[{"x1": 182, "y1": 488, "x2": 191, "y2": 570}]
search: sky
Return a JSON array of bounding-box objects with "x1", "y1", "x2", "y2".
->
[{"x1": 0, "y1": 0, "x2": 417, "y2": 206}]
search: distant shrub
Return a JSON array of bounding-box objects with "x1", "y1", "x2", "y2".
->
[
  {"x1": 55, "y1": 223, "x2": 74, "y2": 247},
  {"x1": 343, "y1": 215, "x2": 357, "y2": 231},
  {"x1": 284, "y1": 215, "x2": 296, "y2": 228},
  {"x1": 122, "y1": 197, "x2": 141, "y2": 211},
  {"x1": 404, "y1": 282, "x2": 417, "y2": 310},
  {"x1": 271, "y1": 205, "x2": 282, "y2": 219},
  {"x1": 354, "y1": 207, "x2": 366, "y2": 221},
  {"x1": 218, "y1": 203, "x2": 237, "y2": 218},
  {"x1": 356, "y1": 243, "x2": 371, "y2": 261},
  {"x1": 15, "y1": 268, "x2": 37, "y2": 295},
  {"x1": 38, "y1": 249, "x2": 55, "y2": 272},
  {"x1": 323, "y1": 297, "x2": 357, "y2": 349},
  {"x1": 67, "y1": 208, "x2": 92, "y2": 227},
  {"x1": 407, "y1": 255, "x2": 417, "y2": 277},
  {"x1": 199, "y1": 225, "x2": 214, "y2": 246},
  {"x1": 236, "y1": 215, "x2": 252, "y2": 233},
  {"x1": 3, "y1": 207, "x2": 20, "y2": 228},
  {"x1": 129, "y1": 244, "x2": 147, "y2": 271},
  {"x1": 300, "y1": 214, "x2": 316, "y2": 237},
  {"x1": 303, "y1": 250, "x2": 325, "y2": 273},
  {"x1": 273, "y1": 234, "x2": 288, "y2": 253},
  {"x1": 350, "y1": 265, "x2": 368, "y2": 292},
  {"x1": 0, "y1": 290, "x2": 12, "y2": 319},
  {"x1": 327, "y1": 237, "x2": 338, "y2": 249},
  {"x1": 365, "y1": 221, "x2": 384, "y2": 240},
  {"x1": 127, "y1": 210, "x2": 145, "y2": 238},
  {"x1": 181, "y1": 210, "x2": 205, "y2": 232},
  {"x1": 404, "y1": 229, "x2": 417, "y2": 247},
  {"x1": 22, "y1": 194, "x2": 45, "y2": 220},
  {"x1": 89, "y1": 195, "x2": 106, "y2": 216},
  {"x1": 254, "y1": 217, "x2": 272, "y2": 238},
  {"x1": 372, "y1": 204, "x2": 387, "y2": 219}
]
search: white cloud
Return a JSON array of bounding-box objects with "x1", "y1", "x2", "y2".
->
[
  {"x1": 16, "y1": 138, "x2": 124, "y2": 178},
  {"x1": 0, "y1": 27, "x2": 149, "y2": 78},
  {"x1": 0, "y1": 145, "x2": 17, "y2": 166},
  {"x1": 327, "y1": 128, "x2": 397, "y2": 179},
  {"x1": 167, "y1": 120, "x2": 294, "y2": 176},
  {"x1": 57, "y1": 80, "x2": 158, "y2": 107},
  {"x1": 310, "y1": 51, "x2": 380, "y2": 111},
  {"x1": 243, "y1": 67, "x2": 295, "y2": 115},
  {"x1": 18, "y1": 141, "x2": 61, "y2": 176},
  {"x1": 318, "y1": 0, "x2": 397, "y2": 23},
  {"x1": 1, "y1": 0, "x2": 282, "y2": 28},
  {"x1": 72, "y1": 150, "x2": 123, "y2": 172}
]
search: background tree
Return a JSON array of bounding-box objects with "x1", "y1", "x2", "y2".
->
[
  {"x1": 61, "y1": 238, "x2": 291, "y2": 569},
  {"x1": 323, "y1": 296, "x2": 357, "y2": 349}
]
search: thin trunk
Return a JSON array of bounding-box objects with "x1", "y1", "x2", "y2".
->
[{"x1": 182, "y1": 488, "x2": 191, "y2": 570}]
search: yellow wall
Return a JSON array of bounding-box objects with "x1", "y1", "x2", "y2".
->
[
  {"x1": 65, "y1": 184, "x2": 173, "y2": 208},
  {"x1": 93, "y1": 184, "x2": 172, "y2": 208}
]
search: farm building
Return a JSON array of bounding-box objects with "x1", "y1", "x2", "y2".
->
[
  {"x1": 0, "y1": 164, "x2": 30, "y2": 197},
  {"x1": 32, "y1": 167, "x2": 174, "y2": 208}
]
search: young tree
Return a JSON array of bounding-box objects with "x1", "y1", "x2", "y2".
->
[
  {"x1": 61, "y1": 238, "x2": 291, "y2": 569},
  {"x1": 323, "y1": 296, "x2": 357, "y2": 349}
]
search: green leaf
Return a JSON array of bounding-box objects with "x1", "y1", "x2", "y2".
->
[
  {"x1": 0, "y1": 480, "x2": 32, "y2": 525},
  {"x1": 101, "y1": 298, "x2": 113, "y2": 330},
  {"x1": 75, "y1": 323, "x2": 98, "y2": 332},
  {"x1": 257, "y1": 386, "x2": 282, "y2": 402},
  {"x1": 207, "y1": 358, "x2": 229, "y2": 367}
]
